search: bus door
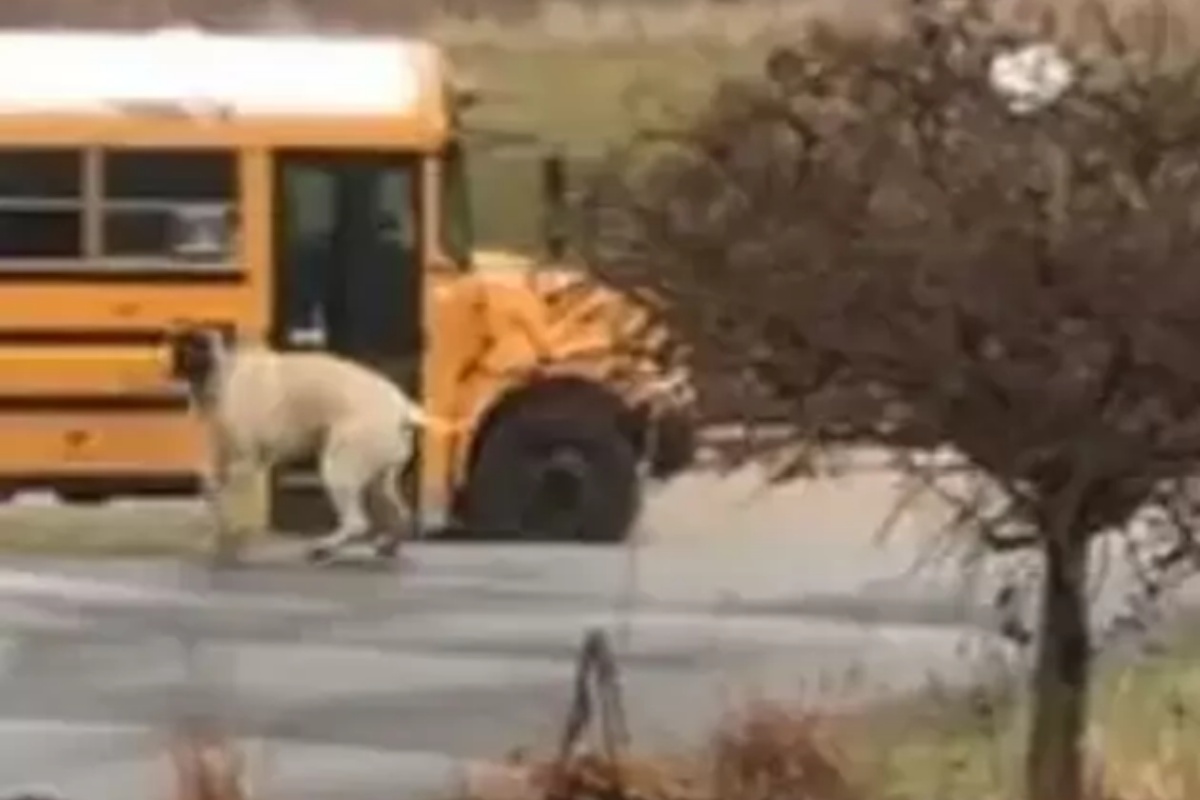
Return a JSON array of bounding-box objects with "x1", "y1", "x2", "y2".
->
[{"x1": 269, "y1": 151, "x2": 425, "y2": 534}]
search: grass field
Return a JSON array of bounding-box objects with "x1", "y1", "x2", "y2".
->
[
  {"x1": 844, "y1": 636, "x2": 1200, "y2": 799},
  {"x1": 0, "y1": 500, "x2": 212, "y2": 556},
  {"x1": 369, "y1": 0, "x2": 854, "y2": 251},
  {"x1": 443, "y1": 38, "x2": 768, "y2": 251}
]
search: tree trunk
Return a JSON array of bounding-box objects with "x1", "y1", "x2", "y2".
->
[{"x1": 1025, "y1": 531, "x2": 1092, "y2": 800}]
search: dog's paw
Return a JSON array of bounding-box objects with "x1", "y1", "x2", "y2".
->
[
  {"x1": 305, "y1": 544, "x2": 336, "y2": 564},
  {"x1": 206, "y1": 542, "x2": 243, "y2": 571},
  {"x1": 207, "y1": 554, "x2": 242, "y2": 572},
  {"x1": 371, "y1": 537, "x2": 400, "y2": 559},
  {"x1": 369, "y1": 538, "x2": 417, "y2": 571}
]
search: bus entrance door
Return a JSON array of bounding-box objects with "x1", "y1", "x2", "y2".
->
[{"x1": 269, "y1": 152, "x2": 424, "y2": 535}]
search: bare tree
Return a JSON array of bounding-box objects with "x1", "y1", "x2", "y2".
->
[{"x1": 580, "y1": 1, "x2": 1200, "y2": 798}]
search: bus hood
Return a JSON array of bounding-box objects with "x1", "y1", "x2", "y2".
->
[{"x1": 466, "y1": 249, "x2": 691, "y2": 407}]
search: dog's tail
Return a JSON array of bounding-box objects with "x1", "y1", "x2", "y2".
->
[{"x1": 407, "y1": 405, "x2": 471, "y2": 435}]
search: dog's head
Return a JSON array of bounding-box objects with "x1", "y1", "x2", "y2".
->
[{"x1": 166, "y1": 325, "x2": 230, "y2": 396}]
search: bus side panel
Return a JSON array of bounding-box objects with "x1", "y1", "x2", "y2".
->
[
  {"x1": 0, "y1": 411, "x2": 205, "y2": 478},
  {"x1": 0, "y1": 346, "x2": 174, "y2": 395},
  {"x1": 0, "y1": 284, "x2": 260, "y2": 333}
]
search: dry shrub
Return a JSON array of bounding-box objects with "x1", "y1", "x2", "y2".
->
[
  {"x1": 462, "y1": 752, "x2": 703, "y2": 800},
  {"x1": 535, "y1": 753, "x2": 706, "y2": 800},
  {"x1": 464, "y1": 704, "x2": 859, "y2": 800},
  {"x1": 708, "y1": 703, "x2": 861, "y2": 800},
  {"x1": 167, "y1": 726, "x2": 251, "y2": 800}
]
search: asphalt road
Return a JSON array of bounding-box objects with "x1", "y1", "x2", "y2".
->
[{"x1": 0, "y1": 457, "x2": 1184, "y2": 800}]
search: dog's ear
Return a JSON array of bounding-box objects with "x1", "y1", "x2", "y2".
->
[
  {"x1": 204, "y1": 325, "x2": 236, "y2": 357},
  {"x1": 165, "y1": 327, "x2": 192, "y2": 381},
  {"x1": 167, "y1": 327, "x2": 217, "y2": 386}
]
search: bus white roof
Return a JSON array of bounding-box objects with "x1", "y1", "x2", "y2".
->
[{"x1": 0, "y1": 29, "x2": 434, "y2": 117}]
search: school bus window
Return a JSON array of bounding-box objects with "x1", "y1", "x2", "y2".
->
[
  {"x1": 100, "y1": 149, "x2": 238, "y2": 264},
  {"x1": 0, "y1": 149, "x2": 82, "y2": 199},
  {"x1": 104, "y1": 150, "x2": 234, "y2": 201},
  {"x1": 0, "y1": 149, "x2": 84, "y2": 259}
]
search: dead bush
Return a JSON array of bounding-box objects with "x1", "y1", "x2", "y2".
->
[
  {"x1": 167, "y1": 725, "x2": 251, "y2": 800},
  {"x1": 462, "y1": 704, "x2": 857, "y2": 800},
  {"x1": 708, "y1": 703, "x2": 861, "y2": 800}
]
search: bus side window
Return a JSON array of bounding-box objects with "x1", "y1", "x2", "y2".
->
[
  {"x1": 100, "y1": 149, "x2": 238, "y2": 267},
  {"x1": 0, "y1": 149, "x2": 85, "y2": 260}
]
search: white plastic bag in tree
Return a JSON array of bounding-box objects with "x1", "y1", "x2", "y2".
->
[{"x1": 989, "y1": 42, "x2": 1075, "y2": 115}]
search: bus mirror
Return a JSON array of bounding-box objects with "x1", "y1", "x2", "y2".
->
[
  {"x1": 540, "y1": 149, "x2": 567, "y2": 261},
  {"x1": 430, "y1": 252, "x2": 463, "y2": 273},
  {"x1": 451, "y1": 76, "x2": 482, "y2": 112}
]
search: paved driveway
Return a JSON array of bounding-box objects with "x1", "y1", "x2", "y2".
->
[{"x1": 0, "y1": 457, "x2": 1182, "y2": 800}]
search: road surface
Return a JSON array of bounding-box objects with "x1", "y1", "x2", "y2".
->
[{"x1": 0, "y1": 459, "x2": 1185, "y2": 800}]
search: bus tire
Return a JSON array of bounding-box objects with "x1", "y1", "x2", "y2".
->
[
  {"x1": 463, "y1": 408, "x2": 641, "y2": 544},
  {"x1": 56, "y1": 490, "x2": 110, "y2": 506}
]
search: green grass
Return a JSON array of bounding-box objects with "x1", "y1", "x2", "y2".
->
[
  {"x1": 0, "y1": 501, "x2": 290, "y2": 557},
  {"x1": 847, "y1": 640, "x2": 1200, "y2": 800},
  {"x1": 0, "y1": 503, "x2": 211, "y2": 556},
  {"x1": 0, "y1": 501, "x2": 218, "y2": 556},
  {"x1": 443, "y1": 41, "x2": 767, "y2": 252},
  {"x1": 420, "y1": 1, "x2": 903, "y2": 252},
  {"x1": 449, "y1": 42, "x2": 759, "y2": 148}
]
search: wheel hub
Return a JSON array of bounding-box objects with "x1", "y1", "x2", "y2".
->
[{"x1": 522, "y1": 447, "x2": 589, "y2": 538}]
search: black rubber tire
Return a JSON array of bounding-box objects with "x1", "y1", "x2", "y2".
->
[
  {"x1": 463, "y1": 409, "x2": 642, "y2": 544},
  {"x1": 56, "y1": 490, "x2": 110, "y2": 506}
]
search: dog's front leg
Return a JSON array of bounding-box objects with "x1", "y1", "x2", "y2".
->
[
  {"x1": 198, "y1": 444, "x2": 238, "y2": 566},
  {"x1": 202, "y1": 435, "x2": 258, "y2": 567}
]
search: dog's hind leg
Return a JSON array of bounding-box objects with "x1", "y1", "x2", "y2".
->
[
  {"x1": 369, "y1": 462, "x2": 414, "y2": 562},
  {"x1": 307, "y1": 433, "x2": 375, "y2": 563}
]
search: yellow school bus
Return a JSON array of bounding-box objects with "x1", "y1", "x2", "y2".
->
[{"x1": 0, "y1": 28, "x2": 696, "y2": 543}]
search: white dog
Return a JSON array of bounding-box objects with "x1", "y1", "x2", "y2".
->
[{"x1": 167, "y1": 326, "x2": 459, "y2": 564}]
